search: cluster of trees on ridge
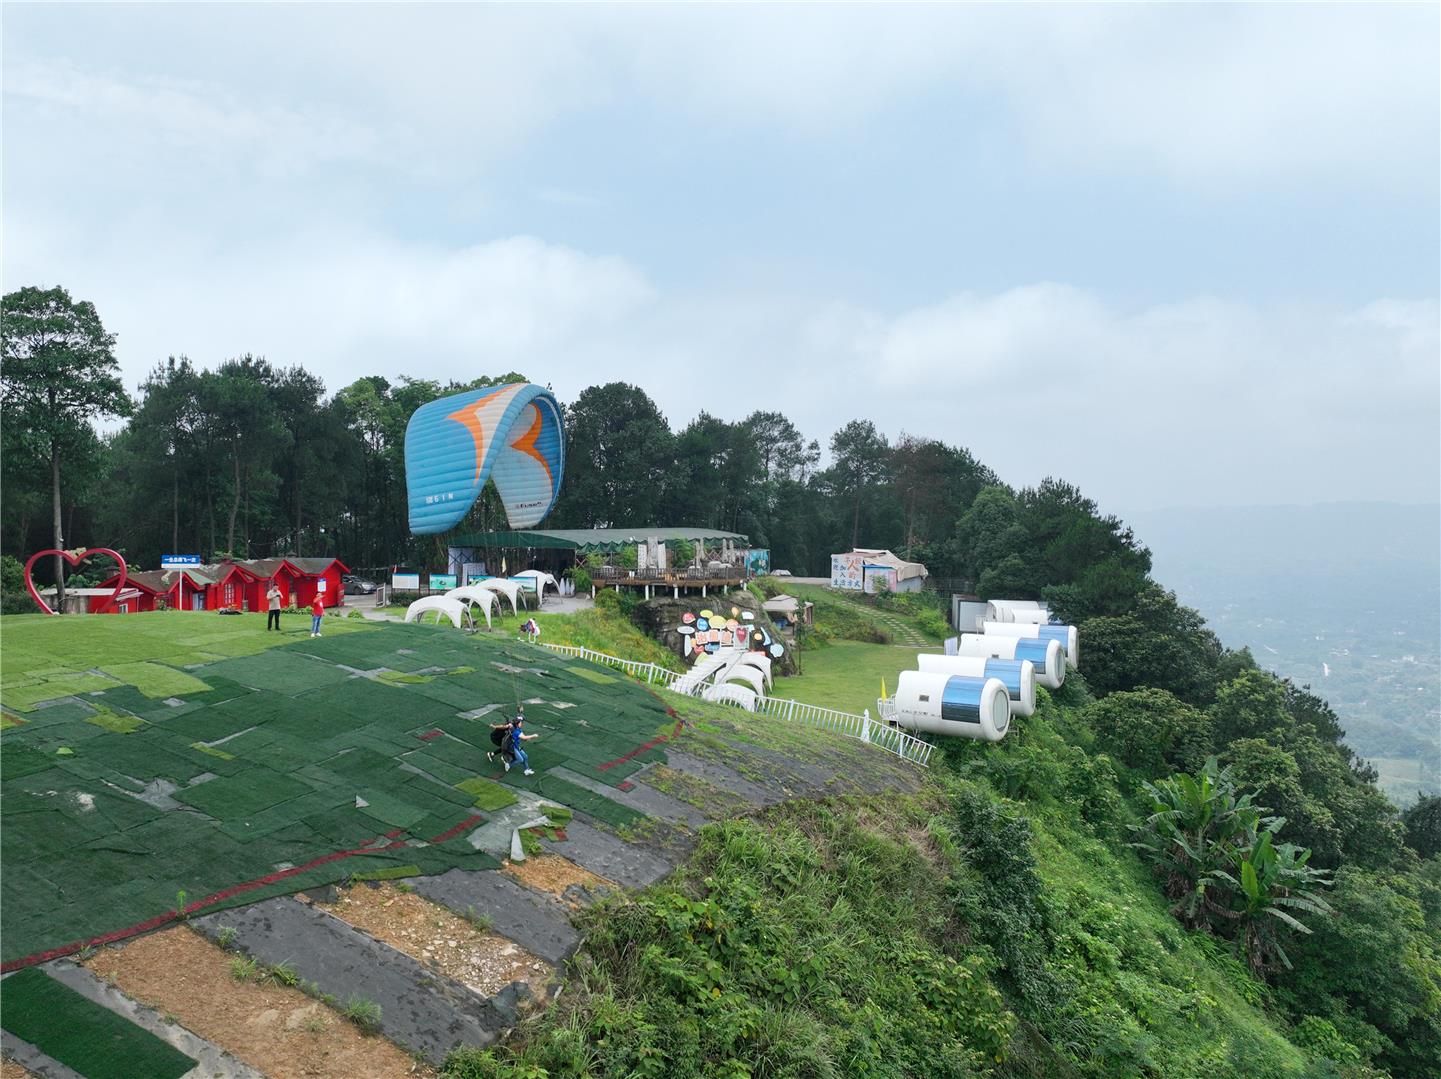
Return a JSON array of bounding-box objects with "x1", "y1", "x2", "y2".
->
[{"x1": 4, "y1": 286, "x2": 1439, "y2": 1076}]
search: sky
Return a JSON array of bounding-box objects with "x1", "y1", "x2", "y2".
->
[{"x1": 4, "y1": 3, "x2": 1439, "y2": 520}]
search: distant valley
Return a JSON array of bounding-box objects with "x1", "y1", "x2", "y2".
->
[{"x1": 1129, "y1": 502, "x2": 1440, "y2": 805}]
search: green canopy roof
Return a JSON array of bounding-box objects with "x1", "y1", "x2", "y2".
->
[{"x1": 448, "y1": 527, "x2": 750, "y2": 552}]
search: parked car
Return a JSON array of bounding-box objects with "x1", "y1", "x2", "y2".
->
[
  {"x1": 772, "y1": 569, "x2": 792, "y2": 577},
  {"x1": 342, "y1": 574, "x2": 378, "y2": 595}
]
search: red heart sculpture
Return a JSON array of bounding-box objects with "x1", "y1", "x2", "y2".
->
[{"x1": 23, "y1": 547, "x2": 128, "y2": 616}]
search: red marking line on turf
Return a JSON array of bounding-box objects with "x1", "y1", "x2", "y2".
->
[
  {"x1": 429, "y1": 814, "x2": 484, "y2": 844},
  {"x1": 417, "y1": 729, "x2": 444, "y2": 741},
  {"x1": 597, "y1": 720, "x2": 685, "y2": 772},
  {"x1": 0, "y1": 820, "x2": 454, "y2": 973}
]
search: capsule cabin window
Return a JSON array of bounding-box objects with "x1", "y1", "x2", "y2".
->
[{"x1": 919, "y1": 694, "x2": 930, "y2": 702}]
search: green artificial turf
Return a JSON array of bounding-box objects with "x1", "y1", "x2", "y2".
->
[
  {"x1": 98, "y1": 661, "x2": 211, "y2": 699},
  {"x1": 456, "y1": 775, "x2": 519, "y2": 810},
  {"x1": 0, "y1": 967, "x2": 196, "y2": 1079},
  {"x1": 0, "y1": 615, "x2": 681, "y2": 965}
]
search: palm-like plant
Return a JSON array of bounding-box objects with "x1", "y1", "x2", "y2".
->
[
  {"x1": 1212, "y1": 829, "x2": 1334, "y2": 975},
  {"x1": 1131, "y1": 757, "x2": 1276, "y2": 929}
]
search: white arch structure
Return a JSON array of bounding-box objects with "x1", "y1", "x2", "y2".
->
[
  {"x1": 512, "y1": 570, "x2": 559, "y2": 597},
  {"x1": 702, "y1": 682, "x2": 758, "y2": 711},
  {"x1": 470, "y1": 578, "x2": 525, "y2": 614},
  {"x1": 720, "y1": 663, "x2": 767, "y2": 698},
  {"x1": 444, "y1": 586, "x2": 497, "y2": 628},
  {"x1": 734, "y1": 652, "x2": 773, "y2": 689},
  {"x1": 404, "y1": 595, "x2": 472, "y2": 630}
]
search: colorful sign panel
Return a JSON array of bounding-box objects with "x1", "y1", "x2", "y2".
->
[
  {"x1": 743, "y1": 548, "x2": 771, "y2": 575},
  {"x1": 428, "y1": 573, "x2": 457, "y2": 590},
  {"x1": 161, "y1": 554, "x2": 201, "y2": 568}
]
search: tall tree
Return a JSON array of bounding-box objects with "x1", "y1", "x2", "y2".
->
[
  {"x1": 1, "y1": 287, "x2": 131, "y2": 608},
  {"x1": 551, "y1": 383, "x2": 672, "y2": 528},
  {"x1": 825, "y1": 419, "x2": 890, "y2": 548},
  {"x1": 202, "y1": 356, "x2": 281, "y2": 556}
]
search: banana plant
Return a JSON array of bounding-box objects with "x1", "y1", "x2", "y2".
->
[
  {"x1": 1130, "y1": 757, "x2": 1279, "y2": 930},
  {"x1": 1213, "y1": 829, "x2": 1334, "y2": 976}
]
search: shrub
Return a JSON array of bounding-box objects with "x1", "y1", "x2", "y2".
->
[{"x1": 1080, "y1": 688, "x2": 1211, "y2": 778}]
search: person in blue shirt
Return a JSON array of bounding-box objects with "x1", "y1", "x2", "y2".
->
[{"x1": 506, "y1": 709, "x2": 539, "y2": 776}]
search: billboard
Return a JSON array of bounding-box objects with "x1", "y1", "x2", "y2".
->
[{"x1": 830, "y1": 552, "x2": 864, "y2": 590}]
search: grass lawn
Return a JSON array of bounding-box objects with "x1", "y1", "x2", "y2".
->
[
  {"x1": 0, "y1": 613, "x2": 679, "y2": 967},
  {"x1": 0, "y1": 610, "x2": 374, "y2": 706},
  {"x1": 778, "y1": 640, "x2": 926, "y2": 715}
]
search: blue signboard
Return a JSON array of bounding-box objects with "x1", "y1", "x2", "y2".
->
[
  {"x1": 428, "y1": 573, "x2": 458, "y2": 590},
  {"x1": 161, "y1": 554, "x2": 201, "y2": 568}
]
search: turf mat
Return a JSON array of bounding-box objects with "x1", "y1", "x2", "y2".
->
[
  {"x1": 0, "y1": 966, "x2": 196, "y2": 1079},
  {"x1": 0, "y1": 618, "x2": 680, "y2": 965}
]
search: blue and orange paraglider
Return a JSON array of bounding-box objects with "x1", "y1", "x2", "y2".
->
[{"x1": 405, "y1": 382, "x2": 565, "y2": 534}]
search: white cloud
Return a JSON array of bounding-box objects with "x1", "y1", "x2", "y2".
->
[
  {"x1": 5, "y1": 5, "x2": 1435, "y2": 188},
  {"x1": 6, "y1": 206, "x2": 1433, "y2": 511}
]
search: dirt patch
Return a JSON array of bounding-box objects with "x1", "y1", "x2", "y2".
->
[
  {"x1": 0, "y1": 1058, "x2": 38, "y2": 1079},
  {"x1": 83, "y1": 926, "x2": 433, "y2": 1079},
  {"x1": 503, "y1": 853, "x2": 613, "y2": 902},
  {"x1": 314, "y1": 882, "x2": 552, "y2": 1000}
]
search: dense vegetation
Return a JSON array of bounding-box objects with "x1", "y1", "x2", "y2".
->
[{"x1": 5, "y1": 286, "x2": 1438, "y2": 1076}]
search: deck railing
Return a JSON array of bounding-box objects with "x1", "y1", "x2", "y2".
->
[{"x1": 524, "y1": 639, "x2": 932, "y2": 767}]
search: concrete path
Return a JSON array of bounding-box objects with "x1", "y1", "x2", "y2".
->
[
  {"x1": 413, "y1": 870, "x2": 581, "y2": 965},
  {"x1": 193, "y1": 897, "x2": 512, "y2": 1066},
  {"x1": 538, "y1": 819, "x2": 673, "y2": 891}
]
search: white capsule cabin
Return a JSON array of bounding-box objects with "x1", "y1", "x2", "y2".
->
[
  {"x1": 956, "y1": 634, "x2": 1066, "y2": 688},
  {"x1": 894, "y1": 671, "x2": 1011, "y2": 742},
  {"x1": 985, "y1": 599, "x2": 1051, "y2": 623},
  {"x1": 917, "y1": 654, "x2": 1036, "y2": 717},
  {"x1": 980, "y1": 620, "x2": 1080, "y2": 668}
]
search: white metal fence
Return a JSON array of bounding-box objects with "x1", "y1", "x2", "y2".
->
[
  {"x1": 524, "y1": 640, "x2": 933, "y2": 767},
  {"x1": 526, "y1": 641, "x2": 685, "y2": 690}
]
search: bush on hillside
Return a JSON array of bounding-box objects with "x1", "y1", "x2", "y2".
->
[{"x1": 1080, "y1": 688, "x2": 1212, "y2": 777}]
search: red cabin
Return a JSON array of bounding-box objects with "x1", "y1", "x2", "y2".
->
[
  {"x1": 232, "y1": 557, "x2": 348, "y2": 610},
  {"x1": 281, "y1": 557, "x2": 348, "y2": 609},
  {"x1": 205, "y1": 563, "x2": 253, "y2": 611},
  {"x1": 92, "y1": 570, "x2": 170, "y2": 613}
]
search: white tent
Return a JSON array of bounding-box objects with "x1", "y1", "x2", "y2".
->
[
  {"x1": 404, "y1": 595, "x2": 471, "y2": 630},
  {"x1": 512, "y1": 570, "x2": 559, "y2": 597},
  {"x1": 444, "y1": 586, "x2": 497, "y2": 628},
  {"x1": 469, "y1": 578, "x2": 524, "y2": 614}
]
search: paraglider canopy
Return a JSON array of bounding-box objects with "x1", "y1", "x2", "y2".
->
[{"x1": 405, "y1": 382, "x2": 565, "y2": 535}]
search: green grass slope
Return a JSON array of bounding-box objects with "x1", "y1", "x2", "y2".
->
[{"x1": 440, "y1": 669, "x2": 1353, "y2": 1079}]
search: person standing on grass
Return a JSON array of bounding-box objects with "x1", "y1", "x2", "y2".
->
[
  {"x1": 507, "y1": 711, "x2": 538, "y2": 776},
  {"x1": 266, "y1": 583, "x2": 283, "y2": 631},
  {"x1": 309, "y1": 594, "x2": 325, "y2": 637}
]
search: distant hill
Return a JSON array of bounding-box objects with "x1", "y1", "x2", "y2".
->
[{"x1": 1129, "y1": 502, "x2": 1440, "y2": 804}]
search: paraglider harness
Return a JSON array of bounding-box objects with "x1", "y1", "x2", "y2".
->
[
  {"x1": 521, "y1": 617, "x2": 540, "y2": 642},
  {"x1": 490, "y1": 717, "x2": 518, "y2": 764}
]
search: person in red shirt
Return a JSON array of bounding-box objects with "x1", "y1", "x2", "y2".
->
[{"x1": 310, "y1": 596, "x2": 325, "y2": 637}]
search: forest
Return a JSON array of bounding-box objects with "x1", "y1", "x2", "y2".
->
[{"x1": 4, "y1": 286, "x2": 1439, "y2": 1077}]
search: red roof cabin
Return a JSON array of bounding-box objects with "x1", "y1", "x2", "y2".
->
[
  {"x1": 205, "y1": 563, "x2": 253, "y2": 611},
  {"x1": 91, "y1": 570, "x2": 168, "y2": 613},
  {"x1": 232, "y1": 557, "x2": 349, "y2": 611}
]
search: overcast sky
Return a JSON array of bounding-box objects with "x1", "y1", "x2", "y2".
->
[{"x1": 5, "y1": 3, "x2": 1438, "y2": 520}]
